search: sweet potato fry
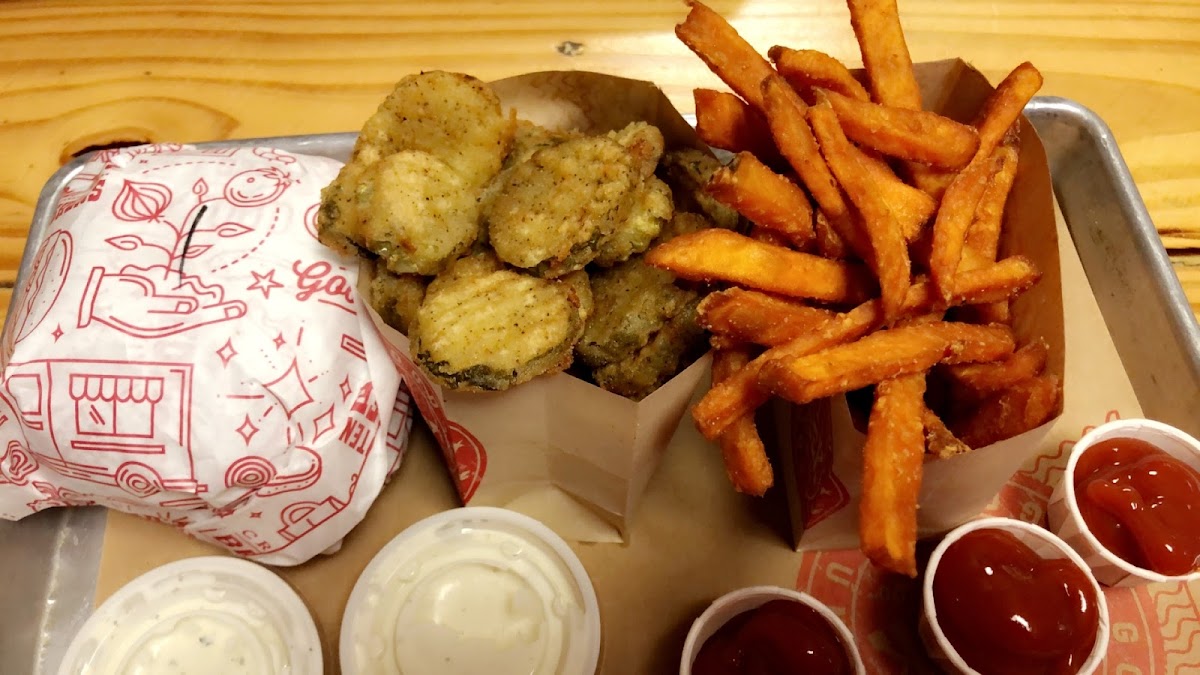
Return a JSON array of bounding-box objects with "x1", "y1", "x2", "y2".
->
[
  {"x1": 761, "y1": 75, "x2": 872, "y2": 260},
  {"x1": 693, "y1": 88, "x2": 781, "y2": 161},
  {"x1": 929, "y1": 149, "x2": 1003, "y2": 300},
  {"x1": 845, "y1": 0, "x2": 922, "y2": 110},
  {"x1": 949, "y1": 256, "x2": 1040, "y2": 304},
  {"x1": 676, "y1": 0, "x2": 776, "y2": 110},
  {"x1": 808, "y1": 101, "x2": 911, "y2": 323},
  {"x1": 692, "y1": 301, "x2": 882, "y2": 440},
  {"x1": 769, "y1": 46, "x2": 871, "y2": 102},
  {"x1": 952, "y1": 374, "x2": 1061, "y2": 448},
  {"x1": 645, "y1": 229, "x2": 876, "y2": 304},
  {"x1": 706, "y1": 153, "x2": 814, "y2": 248},
  {"x1": 760, "y1": 321, "x2": 1013, "y2": 406},
  {"x1": 821, "y1": 89, "x2": 980, "y2": 170},
  {"x1": 923, "y1": 407, "x2": 971, "y2": 458},
  {"x1": 860, "y1": 373, "x2": 927, "y2": 576},
  {"x1": 973, "y1": 62, "x2": 1042, "y2": 161},
  {"x1": 698, "y1": 288, "x2": 837, "y2": 347},
  {"x1": 853, "y1": 146, "x2": 937, "y2": 242},
  {"x1": 806, "y1": 100, "x2": 907, "y2": 321},
  {"x1": 963, "y1": 143, "x2": 1020, "y2": 269},
  {"x1": 907, "y1": 164, "x2": 957, "y2": 201},
  {"x1": 760, "y1": 324, "x2": 946, "y2": 405},
  {"x1": 945, "y1": 338, "x2": 1049, "y2": 400},
  {"x1": 712, "y1": 346, "x2": 774, "y2": 496},
  {"x1": 814, "y1": 210, "x2": 851, "y2": 260}
]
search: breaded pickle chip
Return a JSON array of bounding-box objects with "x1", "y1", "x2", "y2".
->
[
  {"x1": 355, "y1": 71, "x2": 513, "y2": 188},
  {"x1": 487, "y1": 135, "x2": 638, "y2": 277},
  {"x1": 608, "y1": 122, "x2": 666, "y2": 180},
  {"x1": 317, "y1": 160, "x2": 376, "y2": 256},
  {"x1": 556, "y1": 270, "x2": 594, "y2": 323},
  {"x1": 412, "y1": 254, "x2": 585, "y2": 391},
  {"x1": 364, "y1": 151, "x2": 481, "y2": 276},
  {"x1": 655, "y1": 211, "x2": 716, "y2": 244},
  {"x1": 658, "y1": 148, "x2": 741, "y2": 231},
  {"x1": 594, "y1": 176, "x2": 674, "y2": 267},
  {"x1": 368, "y1": 264, "x2": 428, "y2": 335},
  {"x1": 593, "y1": 298, "x2": 705, "y2": 401},
  {"x1": 576, "y1": 258, "x2": 694, "y2": 369}
]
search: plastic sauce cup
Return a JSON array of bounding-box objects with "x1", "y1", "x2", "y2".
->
[
  {"x1": 340, "y1": 506, "x2": 601, "y2": 675},
  {"x1": 1047, "y1": 417, "x2": 1200, "y2": 587},
  {"x1": 920, "y1": 517, "x2": 1110, "y2": 675},
  {"x1": 679, "y1": 585, "x2": 865, "y2": 675},
  {"x1": 57, "y1": 556, "x2": 322, "y2": 675}
]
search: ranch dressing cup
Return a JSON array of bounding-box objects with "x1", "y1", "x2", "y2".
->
[
  {"x1": 341, "y1": 506, "x2": 601, "y2": 675},
  {"x1": 57, "y1": 556, "x2": 321, "y2": 675},
  {"x1": 1048, "y1": 417, "x2": 1200, "y2": 587}
]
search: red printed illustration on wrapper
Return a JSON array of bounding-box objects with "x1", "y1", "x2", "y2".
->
[
  {"x1": 0, "y1": 145, "x2": 412, "y2": 565},
  {"x1": 790, "y1": 409, "x2": 1200, "y2": 673}
]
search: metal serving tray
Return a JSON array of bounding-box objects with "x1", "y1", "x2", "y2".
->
[{"x1": 2, "y1": 98, "x2": 1198, "y2": 675}]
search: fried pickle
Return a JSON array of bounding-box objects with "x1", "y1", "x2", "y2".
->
[
  {"x1": 593, "y1": 297, "x2": 705, "y2": 400},
  {"x1": 368, "y1": 265, "x2": 428, "y2": 335},
  {"x1": 411, "y1": 253, "x2": 586, "y2": 391},
  {"x1": 594, "y1": 176, "x2": 674, "y2": 267},
  {"x1": 657, "y1": 148, "x2": 741, "y2": 231}
]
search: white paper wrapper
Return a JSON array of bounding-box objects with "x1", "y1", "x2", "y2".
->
[{"x1": 0, "y1": 144, "x2": 413, "y2": 566}]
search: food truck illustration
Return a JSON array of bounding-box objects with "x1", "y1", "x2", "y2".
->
[{"x1": 2, "y1": 358, "x2": 203, "y2": 499}]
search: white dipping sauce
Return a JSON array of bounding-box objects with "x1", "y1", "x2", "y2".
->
[
  {"x1": 341, "y1": 507, "x2": 600, "y2": 675},
  {"x1": 58, "y1": 557, "x2": 321, "y2": 675}
]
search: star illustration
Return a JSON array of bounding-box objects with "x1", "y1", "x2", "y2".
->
[
  {"x1": 339, "y1": 376, "x2": 353, "y2": 402},
  {"x1": 247, "y1": 269, "x2": 284, "y2": 299},
  {"x1": 262, "y1": 358, "x2": 314, "y2": 419},
  {"x1": 313, "y1": 405, "x2": 336, "y2": 441},
  {"x1": 273, "y1": 332, "x2": 286, "y2": 350},
  {"x1": 236, "y1": 414, "x2": 259, "y2": 445},
  {"x1": 51, "y1": 325, "x2": 64, "y2": 342},
  {"x1": 216, "y1": 338, "x2": 238, "y2": 367},
  {"x1": 249, "y1": 511, "x2": 262, "y2": 519}
]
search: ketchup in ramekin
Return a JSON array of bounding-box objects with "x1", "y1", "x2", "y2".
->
[
  {"x1": 693, "y1": 599, "x2": 852, "y2": 675},
  {"x1": 932, "y1": 529, "x2": 1100, "y2": 675},
  {"x1": 1072, "y1": 435, "x2": 1200, "y2": 576}
]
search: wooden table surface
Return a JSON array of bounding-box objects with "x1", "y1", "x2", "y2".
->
[{"x1": 1, "y1": 0, "x2": 1198, "y2": 323}]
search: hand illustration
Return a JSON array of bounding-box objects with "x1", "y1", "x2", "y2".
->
[{"x1": 77, "y1": 265, "x2": 247, "y2": 339}]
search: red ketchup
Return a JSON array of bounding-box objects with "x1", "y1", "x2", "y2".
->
[
  {"x1": 693, "y1": 599, "x2": 852, "y2": 675},
  {"x1": 932, "y1": 529, "x2": 1099, "y2": 675},
  {"x1": 1073, "y1": 436, "x2": 1200, "y2": 575}
]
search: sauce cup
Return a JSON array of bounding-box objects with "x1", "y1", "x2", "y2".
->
[
  {"x1": 340, "y1": 506, "x2": 601, "y2": 675},
  {"x1": 1047, "y1": 418, "x2": 1200, "y2": 587},
  {"x1": 920, "y1": 517, "x2": 1110, "y2": 675},
  {"x1": 679, "y1": 585, "x2": 865, "y2": 675}
]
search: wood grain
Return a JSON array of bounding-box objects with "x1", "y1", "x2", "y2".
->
[{"x1": 0, "y1": 0, "x2": 1197, "y2": 322}]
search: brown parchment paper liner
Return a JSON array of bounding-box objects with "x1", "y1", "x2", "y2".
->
[
  {"x1": 779, "y1": 59, "x2": 1069, "y2": 550},
  {"x1": 358, "y1": 71, "x2": 714, "y2": 544}
]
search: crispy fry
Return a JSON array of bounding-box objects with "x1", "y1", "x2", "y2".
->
[
  {"x1": 814, "y1": 210, "x2": 851, "y2": 260},
  {"x1": 952, "y1": 374, "x2": 1061, "y2": 448},
  {"x1": 809, "y1": 101, "x2": 911, "y2": 323},
  {"x1": 860, "y1": 373, "x2": 926, "y2": 576},
  {"x1": 853, "y1": 146, "x2": 937, "y2": 242},
  {"x1": 929, "y1": 149, "x2": 1003, "y2": 300},
  {"x1": 759, "y1": 324, "x2": 948, "y2": 405},
  {"x1": 712, "y1": 346, "x2": 774, "y2": 496},
  {"x1": 698, "y1": 288, "x2": 838, "y2": 347},
  {"x1": 706, "y1": 153, "x2": 814, "y2": 248},
  {"x1": 907, "y1": 164, "x2": 957, "y2": 201},
  {"x1": 963, "y1": 143, "x2": 1020, "y2": 268},
  {"x1": 675, "y1": 0, "x2": 776, "y2": 110},
  {"x1": 923, "y1": 407, "x2": 971, "y2": 458},
  {"x1": 761, "y1": 75, "x2": 872, "y2": 260},
  {"x1": 945, "y1": 337, "x2": 1049, "y2": 400},
  {"x1": 821, "y1": 89, "x2": 980, "y2": 169},
  {"x1": 693, "y1": 89, "x2": 781, "y2": 161},
  {"x1": 973, "y1": 62, "x2": 1042, "y2": 160},
  {"x1": 949, "y1": 256, "x2": 1040, "y2": 304},
  {"x1": 692, "y1": 301, "x2": 882, "y2": 440},
  {"x1": 845, "y1": 0, "x2": 922, "y2": 109},
  {"x1": 760, "y1": 321, "x2": 1013, "y2": 405},
  {"x1": 645, "y1": 229, "x2": 876, "y2": 304},
  {"x1": 769, "y1": 46, "x2": 871, "y2": 102}
]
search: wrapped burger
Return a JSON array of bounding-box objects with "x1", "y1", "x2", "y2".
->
[{"x1": 0, "y1": 144, "x2": 413, "y2": 566}]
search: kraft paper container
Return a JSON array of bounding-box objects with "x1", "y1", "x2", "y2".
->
[
  {"x1": 1048, "y1": 418, "x2": 1200, "y2": 587},
  {"x1": 361, "y1": 71, "x2": 715, "y2": 544},
  {"x1": 779, "y1": 59, "x2": 1069, "y2": 550}
]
